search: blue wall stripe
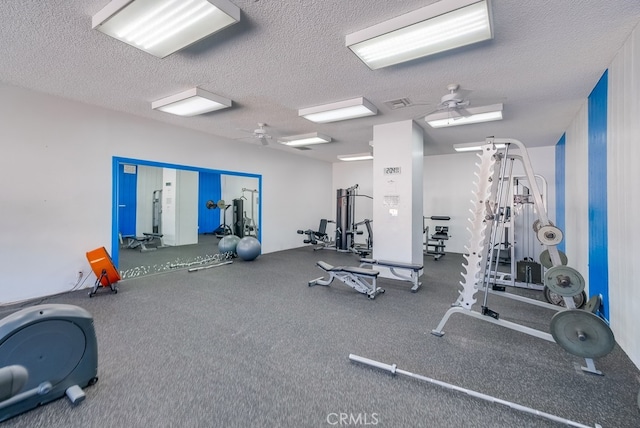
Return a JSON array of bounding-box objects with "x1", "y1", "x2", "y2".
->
[
  {"x1": 587, "y1": 70, "x2": 609, "y2": 320},
  {"x1": 198, "y1": 172, "x2": 222, "y2": 234},
  {"x1": 555, "y1": 134, "x2": 566, "y2": 253},
  {"x1": 111, "y1": 158, "x2": 120, "y2": 265}
]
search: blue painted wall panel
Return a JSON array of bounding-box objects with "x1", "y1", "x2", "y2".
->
[
  {"x1": 588, "y1": 70, "x2": 609, "y2": 319},
  {"x1": 118, "y1": 163, "x2": 137, "y2": 237},
  {"x1": 198, "y1": 172, "x2": 222, "y2": 234}
]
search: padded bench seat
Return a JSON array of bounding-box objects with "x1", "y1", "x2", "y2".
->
[
  {"x1": 309, "y1": 261, "x2": 384, "y2": 299},
  {"x1": 359, "y1": 258, "x2": 423, "y2": 292}
]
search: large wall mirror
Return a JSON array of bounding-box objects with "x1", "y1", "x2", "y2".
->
[{"x1": 112, "y1": 157, "x2": 262, "y2": 279}]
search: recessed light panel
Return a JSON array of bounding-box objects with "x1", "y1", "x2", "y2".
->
[
  {"x1": 152, "y1": 88, "x2": 231, "y2": 116},
  {"x1": 346, "y1": 0, "x2": 493, "y2": 70},
  {"x1": 92, "y1": 0, "x2": 241, "y2": 58}
]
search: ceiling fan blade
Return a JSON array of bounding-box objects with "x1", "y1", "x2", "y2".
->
[
  {"x1": 455, "y1": 88, "x2": 473, "y2": 99},
  {"x1": 456, "y1": 107, "x2": 472, "y2": 117},
  {"x1": 236, "y1": 128, "x2": 255, "y2": 134}
]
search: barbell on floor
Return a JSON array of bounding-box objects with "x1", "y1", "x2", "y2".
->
[{"x1": 348, "y1": 354, "x2": 602, "y2": 428}]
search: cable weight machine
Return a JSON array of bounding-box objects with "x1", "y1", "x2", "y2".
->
[
  {"x1": 488, "y1": 172, "x2": 586, "y2": 307},
  {"x1": 335, "y1": 184, "x2": 373, "y2": 256},
  {"x1": 234, "y1": 188, "x2": 259, "y2": 238}
]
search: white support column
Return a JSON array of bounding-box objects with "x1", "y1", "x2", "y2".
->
[
  {"x1": 372, "y1": 120, "x2": 424, "y2": 273},
  {"x1": 161, "y1": 168, "x2": 199, "y2": 246}
]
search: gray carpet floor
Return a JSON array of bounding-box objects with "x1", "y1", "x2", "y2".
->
[{"x1": 2, "y1": 247, "x2": 639, "y2": 428}]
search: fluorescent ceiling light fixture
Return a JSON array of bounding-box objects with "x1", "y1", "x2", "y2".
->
[
  {"x1": 337, "y1": 153, "x2": 374, "y2": 161},
  {"x1": 426, "y1": 103, "x2": 503, "y2": 128},
  {"x1": 453, "y1": 142, "x2": 506, "y2": 152},
  {"x1": 92, "y1": 0, "x2": 241, "y2": 58},
  {"x1": 299, "y1": 97, "x2": 377, "y2": 123},
  {"x1": 152, "y1": 87, "x2": 231, "y2": 116},
  {"x1": 345, "y1": 0, "x2": 493, "y2": 70},
  {"x1": 278, "y1": 133, "x2": 332, "y2": 147}
]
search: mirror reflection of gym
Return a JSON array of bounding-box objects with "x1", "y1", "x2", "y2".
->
[{"x1": 115, "y1": 160, "x2": 260, "y2": 279}]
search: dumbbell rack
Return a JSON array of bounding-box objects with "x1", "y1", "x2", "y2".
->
[{"x1": 431, "y1": 137, "x2": 615, "y2": 375}]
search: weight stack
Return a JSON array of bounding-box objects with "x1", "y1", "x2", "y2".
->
[{"x1": 516, "y1": 260, "x2": 542, "y2": 284}]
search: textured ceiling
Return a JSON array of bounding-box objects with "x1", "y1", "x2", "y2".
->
[{"x1": 1, "y1": 0, "x2": 639, "y2": 162}]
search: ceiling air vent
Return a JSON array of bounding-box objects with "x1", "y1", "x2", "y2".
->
[{"x1": 384, "y1": 98, "x2": 413, "y2": 110}]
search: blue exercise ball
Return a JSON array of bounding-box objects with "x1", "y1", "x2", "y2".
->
[
  {"x1": 236, "y1": 237, "x2": 261, "y2": 261},
  {"x1": 218, "y1": 235, "x2": 241, "y2": 254}
]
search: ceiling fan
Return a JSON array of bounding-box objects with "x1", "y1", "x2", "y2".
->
[
  {"x1": 236, "y1": 123, "x2": 272, "y2": 146},
  {"x1": 426, "y1": 83, "x2": 474, "y2": 118}
]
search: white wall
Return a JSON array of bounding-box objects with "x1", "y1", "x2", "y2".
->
[
  {"x1": 607, "y1": 25, "x2": 640, "y2": 368},
  {"x1": 332, "y1": 142, "x2": 556, "y2": 256},
  {"x1": 422, "y1": 145, "x2": 556, "y2": 255},
  {"x1": 563, "y1": 103, "x2": 590, "y2": 295},
  {"x1": 423, "y1": 152, "x2": 478, "y2": 254},
  {"x1": 164, "y1": 169, "x2": 198, "y2": 247},
  {"x1": 0, "y1": 83, "x2": 332, "y2": 304},
  {"x1": 135, "y1": 165, "x2": 163, "y2": 236}
]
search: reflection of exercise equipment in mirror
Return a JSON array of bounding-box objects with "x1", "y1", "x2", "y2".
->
[
  {"x1": 152, "y1": 189, "x2": 162, "y2": 234},
  {"x1": 236, "y1": 188, "x2": 258, "y2": 237},
  {"x1": 0, "y1": 304, "x2": 100, "y2": 422},
  {"x1": 423, "y1": 216, "x2": 450, "y2": 260},
  {"x1": 431, "y1": 138, "x2": 615, "y2": 376},
  {"x1": 205, "y1": 199, "x2": 233, "y2": 237},
  {"x1": 120, "y1": 190, "x2": 166, "y2": 252}
]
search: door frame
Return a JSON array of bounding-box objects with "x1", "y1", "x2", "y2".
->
[{"x1": 112, "y1": 156, "x2": 262, "y2": 267}]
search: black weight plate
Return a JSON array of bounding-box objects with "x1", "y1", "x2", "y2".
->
[
  {"x1": 550, "y1": 310, "x2": 615, "y2": 358},
  {"x1": 544, "y1": 265, "x2": 585, "y2": 297},
  {"x1": 543, "y1": 287, "x2": 586, "y2": 309},
  {"x1": 584, "y1": 295, "x2": 601, "y2": 314},
  {"x1": 539, "y1": 249, "x2": 568, "y2": 269}
]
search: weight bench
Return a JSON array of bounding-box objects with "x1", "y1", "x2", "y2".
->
[
  {"x1": 297, "y1": 219, "x2": 334, "y2": 251},
  {"x1": 121, "y1": 232, "x2": 164, "y2": 252},
  {"x1": 359, "y1": 258, "x2": 423, "y2": 292},
  {"x1": 423, "y1": 216, "x2": 450, "y2": 261},
  {"x1": 308, "y1": 261, "x2": 384, "y2": 299}
]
